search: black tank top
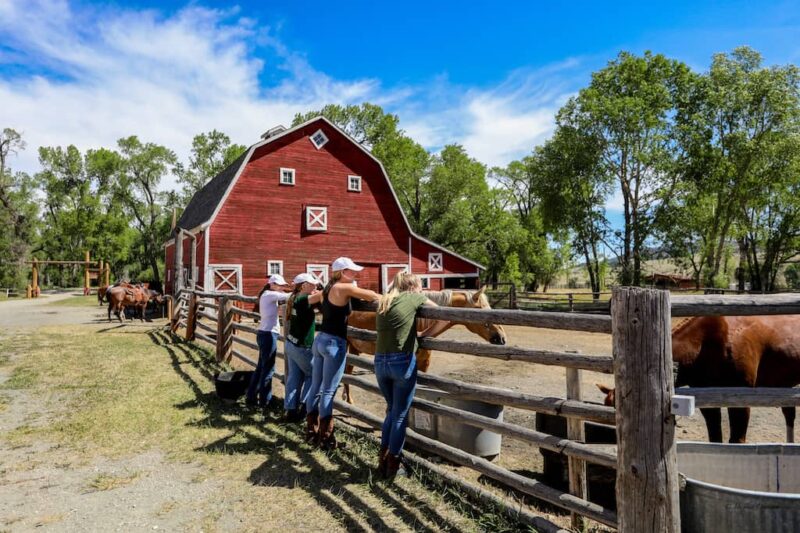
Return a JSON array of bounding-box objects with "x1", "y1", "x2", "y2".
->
[{"x1": 319, "y1": 287, "x2": 351, "y2": 339}]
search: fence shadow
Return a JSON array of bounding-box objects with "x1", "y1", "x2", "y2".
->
[{"x1": 146, "y1": 329, "x2": 468, "y2": 532}]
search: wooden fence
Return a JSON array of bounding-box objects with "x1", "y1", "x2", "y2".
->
[{"x1": 167, "y1": 285, "x2": 800, "y2": 533}]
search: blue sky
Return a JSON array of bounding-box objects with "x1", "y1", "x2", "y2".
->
[{"x1": 2, "y1": 0, "x2": 799, "y2": 201}]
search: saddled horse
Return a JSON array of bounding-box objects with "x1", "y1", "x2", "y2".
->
[
  {"x1": 107, "y1": 283, "x2": 161, "y2": 322},
  {"x1": 599, "y1": 315, "x2": 800, "y2": 443},
  {"x1": 343, "y1": 286, "x2": 507, "y2": 403},
  {"x1": 97, "y1": 285, "x2": 109, "y2": 305}
]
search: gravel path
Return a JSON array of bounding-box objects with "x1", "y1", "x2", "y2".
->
[{"x1": 0, "y1": 292, "x2": 106, "y2": 328}]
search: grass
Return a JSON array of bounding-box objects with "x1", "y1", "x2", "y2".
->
[
  {"x1": 46, "y1": 295, "x2": 100, "y2": 307},
  {"x1": 0, "y1": 323, "x2": 535, "y2": 532}
]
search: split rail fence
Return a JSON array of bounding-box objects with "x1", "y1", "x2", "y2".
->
[{"x1": 166, "y1": 285, "x2": 800, "y2": 533}]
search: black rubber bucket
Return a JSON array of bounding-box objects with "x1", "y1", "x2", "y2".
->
[{"x1": 214, "y1": 371, "x2": 254, "y2": 401}]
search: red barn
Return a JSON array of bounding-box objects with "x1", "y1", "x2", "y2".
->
[{"x1": 164, "y1": 116, "x2": 483, "y2": 297}]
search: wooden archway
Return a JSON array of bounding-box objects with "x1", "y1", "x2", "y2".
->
[{"x1": 25, "y1": 251, "x2": 111, "y2": 298}]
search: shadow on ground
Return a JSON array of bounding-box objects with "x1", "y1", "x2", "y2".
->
[{"x1": 146, "y1": 329, "x2": 474, "y2": 533}]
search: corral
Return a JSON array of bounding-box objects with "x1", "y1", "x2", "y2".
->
[{"x1": 172, "y1": 283, "x2": 800, "y2": 532}]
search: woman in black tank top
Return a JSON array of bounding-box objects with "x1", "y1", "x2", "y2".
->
[{"x1": 304, "y1": 257, "x2": 379, "y2": 449}]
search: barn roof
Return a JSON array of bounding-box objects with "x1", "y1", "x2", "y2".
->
[{"x1": 171, "y1": 116, "x2": 484, "y2": 270}]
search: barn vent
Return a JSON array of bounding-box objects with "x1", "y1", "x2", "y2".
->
[{"x1": 260, "y1": 125, "x2": 286, "y2": 140}]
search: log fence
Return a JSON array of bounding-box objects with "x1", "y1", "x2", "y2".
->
[{"x1": 167, "y1": 285, "x2": 800, "y2": 532}]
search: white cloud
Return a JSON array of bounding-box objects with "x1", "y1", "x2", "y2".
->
[{"x1": 0, "y1": 0, "x2": 583, "y2": 191}]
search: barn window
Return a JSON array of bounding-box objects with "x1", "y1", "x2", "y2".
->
[
  {"x1": 279, "y1": 168, "x2": 295, "y2": 185},
  {"x1": 420, "y1": 277, "x2": 430, "y2": 289},
  {"x1": 209, "y1": 264, "x2": 242, "y2": 294},
  {"x1": 310, "y1": 129, "x2": 329, "y2": 149},
  {"x1": 306, "y1": 264, "x2": 329, "y2": 285},
  {"x1": 267, "y1": 260, "x2": 283, "y2": 277},
  {"x1": 428, "y1": 253, "x2": 443, "y2": 272},
  {"x1": 305, "y1": 206, "x2": 327, "y2": 232},
  {"x1": 348, "y1": 175, "x2": 362, "y2": 192}
]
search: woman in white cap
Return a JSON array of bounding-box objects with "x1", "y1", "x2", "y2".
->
[
  {"x1": 304, "y1": 257, "x2": 380, "y2": 449},
  {"x1": 282, "y1": 272, "x2": 321, "y2": 422},
  {"x1": 245, "y1": 273, "x2": 291, "y2": 411}
]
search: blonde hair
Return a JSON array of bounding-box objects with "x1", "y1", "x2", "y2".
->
[{"x1": 378, "y1": 272, "x2": 421, "y2": 314}]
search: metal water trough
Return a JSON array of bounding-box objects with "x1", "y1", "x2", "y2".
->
[{"x1": 678, "y1": 442, "x2": 800, "y2": 533}]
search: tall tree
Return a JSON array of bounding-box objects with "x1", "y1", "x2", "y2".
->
[
  {"x1": 674, "y1": 47, "x2": 800, "y2": 286},
  {"x1": 175, "y1": 130, "x2": 245, "y2": 203},
  {"x1": 0, "y1": 128, "x2": 38, "y2": 287},
  {"x1": 558, "y1": 51, "x2": 690, "y2": 285},
  {"x1": 112, "y1": 137, "x2": 177, "y2": 283}
]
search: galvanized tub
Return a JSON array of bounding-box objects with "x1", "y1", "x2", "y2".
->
[{"x1": 678, "y1": 442, "x2": 800, "y2": 533}]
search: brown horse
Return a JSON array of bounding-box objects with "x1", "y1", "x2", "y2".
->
[
  {"x1": 97, "y1": 285, "x2": 108, "y2": 305},
  {"x1": 599, "y1": 315, "x2": 800, "y2": 443},
  {"x1": 342, "y1": 287, "x2": 507, "y2": 403},
  {"x1": 106, "y1": 283, "x2": 158, "y2": 322}
]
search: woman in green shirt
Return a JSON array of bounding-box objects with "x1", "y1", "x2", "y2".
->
[
  {"x1": 375, "y1": 272, "x2": 448, "y2": 478},
  {"x1": 282, "y1": 273, "x2": 320, "y2": 423}
]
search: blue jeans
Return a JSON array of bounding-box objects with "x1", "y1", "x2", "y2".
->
[
  {"x1": 284, "y1": 341, "x2": 313, "y2": 410},
  {"x1": 375, "y1": 352, "x2": 417, "y2": 455},
  {"x1": 246, "y1": 331, "x2": 278, "y2": 407},
  {"x1": 307, "y1": 331, "x2": 348, "y2": 419}
]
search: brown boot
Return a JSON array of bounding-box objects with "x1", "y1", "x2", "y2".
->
[
  {"x1": 304, "y1": 412, "x2": 319, "y2": 444},
  {"x1": 377, "y1": 446, "x2": 389, "y2": 478},
  {"x1": 318, "y1": 416, "x2": 338, "y2": 451},
  {"x1": 385, "y1": 454, "x2": 407, "y2": 479}
]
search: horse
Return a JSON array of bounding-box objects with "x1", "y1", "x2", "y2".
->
[
  {"x1": 106, "y1": 283, "x2": 155, "y2": 322},
  {"x1": 598, "y1": 315, "x2": 800, "y2": 443},
  {"x1": 97, "y1": 285, "x2": 108, "y2": 305},
  {"x1": 342, "y1": 286, "x2": 507, "y2": 403}
]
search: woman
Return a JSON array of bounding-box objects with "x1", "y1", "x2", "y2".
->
[
  {"x1": 305, "y1": 257, "x2": 380, "y2": 449},
  {"x1": 282, "y1": 272, "x2": 321, "y2": 423},
  {"x1": 246, "y1": 273, "x2": 291, "y2": 411},
  {"x1": 375, "y1": 272, "x2": 448, "y2": 478}
]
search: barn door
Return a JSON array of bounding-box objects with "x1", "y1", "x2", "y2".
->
[
  {"x1": 208, "y1": 264, "x2": 242, "y2": 294},
  {"x1": 381, "y1": 264, "x2": 409, "y2": 292}
]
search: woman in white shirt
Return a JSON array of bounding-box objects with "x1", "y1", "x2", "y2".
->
[{"x1": 245, "y1": 274, "x2": 291, "y2": 411}]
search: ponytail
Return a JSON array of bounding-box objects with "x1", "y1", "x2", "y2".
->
[
  {"x1": 284, "y1": 284, "x2": 303, "y2": 324},
  {"x1": 378, "y1": 272, "x2": 421, "y2": 314},
  {"x1": 323, "y1": 271, "x2": 344, "y2": 301},
  {"x1": 254, "y1": 283, "x2": 270, "y2": 314}
]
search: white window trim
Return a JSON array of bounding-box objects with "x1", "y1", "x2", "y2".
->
[
  {"x1": 267, "y1": 260, "x2": 284, "y2": 276},
  {"x1": 279, "y1": 167, "x2": 295, "y2": 186},
  {"x1": 348, "y1": 175, "x2": 362, "y2": 192},
  {"x1": 420, "y1": 276, "x2": 430, "y2": 289},
  {"x1": 307, "y1": 264, "x2": 329, "y2": 285},
  {"x1": 306, "y1": 206, "x2": 328, "y2": 232},
  {"x1": 428, "y1": 253, "x2": 443, "y2": 272},
  {"x1": 310, "y1": 129, "x2": 329, "y2": 149},
  {"x1": 208, "y1": 264, "x2": 242, "y2": 294}
]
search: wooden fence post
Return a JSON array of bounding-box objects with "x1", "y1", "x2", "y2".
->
[
  {"x1": 216, "y1": 297, "x2": 233, "y2": 362},
  {"x1": 566, "y1": 367, "x2": 587, "y2": 531},
  {"x1": 509, "y1": 283, "x2": 517, "y2": 309},
  {"x1": 189, "y1": 233, "x2": 197, "y2": 288},
  {"x1": 185, "y1": 292, "x2": 198, "y2": 341},
  {"x1": 612, "y1": 287, "x2": 680, "y2": 533},
  {"x1": 173, "y1": 228, "x2": 184, "y2": 297}
]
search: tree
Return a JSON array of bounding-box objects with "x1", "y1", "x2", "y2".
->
[
  {"x1": 0, "y1": 128, "x2": 37, "y2": 287},
  {"x1": 112, "y1": 137, "x2": 177, "y2": 283},
  {"x1": 674, "y1": 47, "x2": 800, "y2": 286},
  {"x1": 175, "y1": 130, "x2": 245, "y2": 203},
  {"x1": 558, "y1": 51, "x2": 690, "y2": 285}
]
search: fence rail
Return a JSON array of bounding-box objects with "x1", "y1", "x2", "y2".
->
[{"x1": 169, "y1": 285, "x2": 800, "y2": 533}]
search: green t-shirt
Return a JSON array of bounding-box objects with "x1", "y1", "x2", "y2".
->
[
  {"x1": 375, "y1": 292, "x2": 428, "y2": 354},
  {"x1": 287, "y1": 294, "x2": 316, "y2": 347}
]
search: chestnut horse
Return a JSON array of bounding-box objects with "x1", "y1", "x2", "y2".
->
[
  {"x1": 106, "y1": 283, "x2": 161, "y2": 322},
  {"x1": 599, "y1": 315, "x2": 800, "y2": 443},
  {"x1": 342, "y1": 287, "x2": 507, "y2": 403}
]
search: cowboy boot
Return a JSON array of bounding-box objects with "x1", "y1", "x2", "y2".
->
[
  {"x1": 385, "y1": 454, "x2": 407, "y2": 479},
  {"x1": 318, "y1": 416, "x2": 338, "y2": 451},
  {"x1": 377, "y1": 446, "x2": 390, "y2": 478},
  {"x1": 304, "y1": 412, "x2": 319, "y2": 444}
]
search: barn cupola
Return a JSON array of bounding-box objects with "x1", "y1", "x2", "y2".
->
[{"x1": 260, "y1": 125, "x2": 286, "y2": 140}]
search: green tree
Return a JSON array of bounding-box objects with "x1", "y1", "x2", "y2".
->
[
  {"x1": 0, "y1": 128, "x2": 38, "y2": 287},
  {"x1": 175, "y1": 130, "x2": 245, "y2": 203},
  {"x1": 674, "y1": 47, "x2": 800, "y2": 286},
  {"x1": 559, "y1": 51, "x2": 690, "y2": 285}
]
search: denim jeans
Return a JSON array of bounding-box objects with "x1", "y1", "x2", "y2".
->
[
  {"x1": 284, "y1": 340, "x2": 314, "y2": 410},
  {"x1": 375, "y1": 351, "x2": 417, "y2": 455},
  {"x1": 246, "y1": 331, "x2": 278, "y2": 407},
  {"x1": 307, "y1": 331, "x2": 348, "y2": 419}
]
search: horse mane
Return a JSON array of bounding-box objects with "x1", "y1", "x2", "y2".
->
[{"x1": 423, "y1": 290, "x2": 453, "y2": 307}]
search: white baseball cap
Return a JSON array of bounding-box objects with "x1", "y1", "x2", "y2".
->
[
  {"x1": 268, "y1": 274, "x2": 288, "y2": 285},
  {"x1": 293, "y1": 273, "x2": 320, "y2": 285},
  {"x1": 332, "y1": 257, "x2": 364, "y2": 272}
]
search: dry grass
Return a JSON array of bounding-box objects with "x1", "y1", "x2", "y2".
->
[
  {"x1": 46, "y1": 294, "x2": 99, "y2": 307},
  {"x1": 0, "y1": 324, "x2": 535, "y2": 532}
]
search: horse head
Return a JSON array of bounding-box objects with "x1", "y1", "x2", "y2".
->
[
  {"x1": 453, "y1": 286, "x2": 507, "y2": 345},
  {"x1": 596, "y1": 383, "x2": 615, "y2": 406}
]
